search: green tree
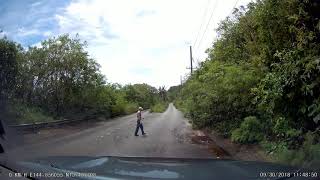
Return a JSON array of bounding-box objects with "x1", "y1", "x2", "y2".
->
[
  {"x1": 0, "y1": 38, "x2": 20, "y2": 100},
  {"x1": 174, "y1": 0, "x2": 320, "y2": 166},
  {"x1": 15, "y1": 34, "x2": 105, "y2": 117}
]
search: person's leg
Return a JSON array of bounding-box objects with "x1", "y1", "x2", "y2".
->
[
  {"x1": 140, "y1": 123, "x2": 145, "y2": 135},
  {"x1": 134, "y1": 122, "x2": 140, "y2": 136}
]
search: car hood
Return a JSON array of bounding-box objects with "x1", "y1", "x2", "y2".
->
[{"x1": 10, "y1": 156, "x2": 304, "y2": 180}]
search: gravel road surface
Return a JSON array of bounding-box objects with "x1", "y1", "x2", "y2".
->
[{"x1": 8, "y1": 103, "x2": 214, "y2": 160}]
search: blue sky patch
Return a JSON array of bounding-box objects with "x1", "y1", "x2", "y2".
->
[{"x1": 0, "y1": 0, "x2": 71, "y2": 46}]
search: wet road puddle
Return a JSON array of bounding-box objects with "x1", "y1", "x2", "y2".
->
[{"x1": 191, "y1": 130, "x2": 231, "y2": 158}]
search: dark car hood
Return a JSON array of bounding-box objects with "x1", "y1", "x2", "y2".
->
[{"x1": 10, "y1": 156, "x2": 306, "y2": 180}]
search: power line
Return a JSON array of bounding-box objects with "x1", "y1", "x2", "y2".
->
[
  {"x1": 192, "y1": 0, "x2": 210, "y2": 48},
  {"x1": 195, "y1": 0, "x2": 219, "y2": 52},
  {"x1": 194, "y1": 0, "x2": 240, "y2": 59}
]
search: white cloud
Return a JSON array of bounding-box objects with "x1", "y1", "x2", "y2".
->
[
  {"x1": 17, "y1": 27, "x2": 41, "y2": 37},
  {"x1": 31, "y1": 1, "x2": 43, "y2": 7},
  {"x1": 55, "y1": 0, "x2": 252, "y2": 88},
  {"x1": 43, "y1": 31, "x2": 53, "y2": 37},
  {"x1": 0, "y1": 30, "x2": 8, "y2": 38}
]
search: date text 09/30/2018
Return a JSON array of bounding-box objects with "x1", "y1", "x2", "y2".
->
[{"x1": 260, "y1": 172, "x2": 318, "y2": 178}]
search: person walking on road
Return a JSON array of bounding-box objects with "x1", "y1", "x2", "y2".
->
[{"x1": 135, "y1": 107, "x2": 146, "y2": 136}]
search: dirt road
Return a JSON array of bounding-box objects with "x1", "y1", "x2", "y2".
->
[{"x1": 8, "y1": 103, "x2": 215, "y2": 160}]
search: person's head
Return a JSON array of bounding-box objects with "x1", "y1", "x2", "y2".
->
[{"x1": 138, "y1": 107, "x2": 143, "y2": 111}]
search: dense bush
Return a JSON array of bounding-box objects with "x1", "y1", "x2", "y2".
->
[
  {"x1": 231, "y1": 116, "x2": 264, "y2": 143},
  {"x1": 174, "y1": 0, "x2": 320, "y2": 167},
  {"x1": 167, "y1": 85, "x2": 181, "y2": 102},
  {"x1": 150, "y1": 102, "x2": 168, "y2": 113},
  {"x1": 177, "y1": 61, "x2": 260, "y2": 134},
  {"x1": 0, "y1": 38, "x2": 19, "y2": 100},
  {"x1": 265, "y1": 132, "x2": 320, "y2": 170},
  {"x1": 124, "y1": 102, "x2": 139, "y2": 115},
  {"x1": 6, "y1": 103, "x2": 54, "y2": 124}
]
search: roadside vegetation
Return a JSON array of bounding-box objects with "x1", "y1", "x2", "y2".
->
[
  {"x1": 150, "y1": 86, "x2": 169, "y2": 113},
  {"x1": 173, "y1": 0, "x2": 320, "y2": 169},
  {"x1": 150, "y1": 102, "x2": 169, "y2": 113},
  {"x1": 0, "y1": 35, "x2": 167, "y2": 125}
]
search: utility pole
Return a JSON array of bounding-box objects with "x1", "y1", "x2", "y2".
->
[
  {"x1": 186, "y1": 46, "x2": 194, "y2": 74},
  {"x1": 180, "y1": 75, "x2": 182, "y2": 86},
  {"x1": 190, "y1": 46, "x2": 193, "y2": 74}
]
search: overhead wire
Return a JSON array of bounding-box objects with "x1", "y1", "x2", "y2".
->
[
  {"x1": 192, "y1": 0, "x2": 211, "y2": 49},
  {"x1": 195, "y1": 0, "x2": 219, "y2": 53},
  {"x1": 194, "y1": 0, "x2": 241, "y2": 59}
]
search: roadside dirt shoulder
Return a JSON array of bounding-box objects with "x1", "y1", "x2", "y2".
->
[
  {"x1": 208, "y1": 129, "x2": 272, "y2": 162},
  {"x1": 190, "y1": 128, "x2": 271, "y2": 162}
]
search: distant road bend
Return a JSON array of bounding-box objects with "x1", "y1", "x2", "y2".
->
[{"x1": 8, "y1": 103, "x2": 213, "y2": 160}]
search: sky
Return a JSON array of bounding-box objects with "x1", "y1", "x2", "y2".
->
[{"x1": 0, "y1": 0, "x2": 252, "y2": 88}]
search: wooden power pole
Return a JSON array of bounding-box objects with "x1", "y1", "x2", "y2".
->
[
  {"x1": 187, "y1": 46, "x2": 193, "y2": 74},
  {"x1": 187, "y1": 46, "x2": 196, "y2": 74},
  {"x1": 189, "y1": 46, "x2": 193, "y2": 74}
]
